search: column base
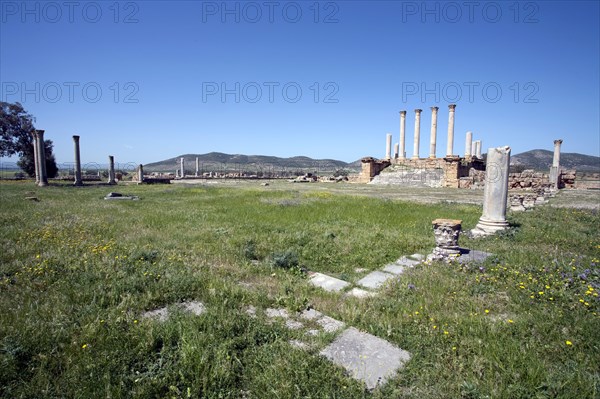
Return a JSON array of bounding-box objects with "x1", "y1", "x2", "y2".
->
[
  {"x1": 471, "y1": 217, "x2": 509, "y2": 237},
  {"x1": 74, "y1": 181, "x2": 84, "y2": 186},
  {"x1": 411, "y1": 156, "x2": 420, "y2": 160},
  {"x1": 428, "y1": 155, "x2": 436, "y2": 159}
]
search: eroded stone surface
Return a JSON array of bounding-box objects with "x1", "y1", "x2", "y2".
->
[
  {"x1": 347, "y1": 287, "x2": 377, "y2": 298},
  {"x1": 265, "y1": 308, "x2": 289, "y2": 319},
  {"x1": 357, "y1": 271, "x2": 395, "y2": 289},
  {"x1": 456, "y1": 249, "x2": 493, "y2": 264},
  {"x1": 286, "y1": 319, "x2": 304, "y2": 330},
  {"x1": 382, "y1": 264, "x2": 405, "y2": 275},
  {"x1": 320, "y1": 327, "x2": 411, "y2": 390},
  {"x1": 309, "y1": 272, "x2": 351, "y2": 292},
  {"x1": 180, "y1": 301, "x2": 206, "y2": 316},
  {"x1": 300, "y1": 308, "x2": 323, "y2": 320},
  {"x1": 141, "y1": 307, "x2": 169, "y2": 322},
  {"x1": 316, "y1": 315, "x2": 346, "y2": 333},
  {"x1": 396, "y1": 257, "x2": 421, "y2": 267}
]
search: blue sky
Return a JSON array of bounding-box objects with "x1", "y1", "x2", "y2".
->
[{"x1": 1, "y1": 0, "x2": 599, "y2": 164}]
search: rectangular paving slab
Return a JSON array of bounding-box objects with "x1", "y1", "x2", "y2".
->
[
  {"x1": 309, "y1": 272, "x2": 351, "y2": 292},
  {"x1": 457, "y1": 249, "x2": 493, "y2": 264},
  {"x1": 382, "y1": 264, "x2": 405, "y2": 275},
  {"x1": 357, "y1": 271, "x2": 395, "y2": 289},
  {"x1": 320, "y1": 327, "x2": 411, "y2": 390}
]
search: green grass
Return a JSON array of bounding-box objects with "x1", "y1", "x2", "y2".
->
[{"x1": 0, "y1": 181, "x2": 598, "y2": 398}]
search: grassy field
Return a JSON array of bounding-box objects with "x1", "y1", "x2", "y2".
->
[{"x1": 0, "y1": 180, "x2": 598, "y2": 398}]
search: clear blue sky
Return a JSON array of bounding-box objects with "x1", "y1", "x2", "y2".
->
[{"x1": 1, "y1": 0, "x2": 599, "y2": 164}]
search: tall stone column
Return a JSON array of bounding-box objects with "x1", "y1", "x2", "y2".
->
[
  {"x1": 446, "y1": 104, "x2": 456, "y2": 157},
  {"x1": 180, "y1": 157, "x2": 185, "y2": 178},
  {"x1": 138, "y1": 164, "x2": 144, "y2": 183},
  {"x1": 465, "y1": 131, "x2": 473, "y2": 159},
  {"x1": 472, "y1": 146, "x2": 511, "y2": 236},
  {"x1": 549, "y1": 139, "x2": 563, "y2": 189},
  {"x1": 429, "y1": 106, "x2": 439, "y2": 158},
  {"x1": 31, "y1": 131, "x2": 40, "y2": 184},
  {"x1": 35, "y1": 130, "x2": 48, "y2": 186},
  {"x1": 412, "y1": 109, "x2": 422, "y2": 159},
  {"x1": 475, "y1": 140, "x2": 482, "y2": 158},
  {"x1": 399, "y1": 111, "x2": 407, "y2": 159},
  {"x1": 394, "y1": 143, "x2": 399, "y2": 159},
  {"x1": 472, "y1": 141, "x2": 477, "y2": 157},
  {"x1": 73, "y1": 135, "x2": 83, "y2": 186},
  {"x1": 195, "y1": 157, "x2": 199, "y2": 177},
  {"x1": 385, "y1": 133, "x2": 392, "y2": 160},
  {"x1": 108, "y1": 155, "x2": 116, "y2": 184}
]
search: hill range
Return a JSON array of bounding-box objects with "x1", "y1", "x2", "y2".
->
[{"x1": 144, "y1": 150, "x2": 599, "y2": 174}]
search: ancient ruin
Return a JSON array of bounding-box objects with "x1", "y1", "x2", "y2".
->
[
  {"x1": 34, "y1": 130, "x2": 48, "y2": 187},
  {"x1": 73, "y1": 135, "x2": 83, "y2": 186},
  {"x1": 471, "y1": 146, "x2": 511, "y2": 237},
  {"x1": 108, "y1": 155, "x2": 116, "y2": 185},
  {"x1": 360, "y1": 105, "x2": 486, "y2": 187},
  {"x1": 429, "y1": 218, "x2": 462, "y2": 260}
]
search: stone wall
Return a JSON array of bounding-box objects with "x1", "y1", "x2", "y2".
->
[
  {"x1": 574, "y1": 172, "x2": 600, "y2": 190},
  {"x1": 508, "y1": 170, "x2": 549, "y2": 190}
]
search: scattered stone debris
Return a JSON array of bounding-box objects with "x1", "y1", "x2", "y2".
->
[
  {"x1": 104, "y1": 192, "x2": 139, "y2": 200},
  {"x1": 24, "y1": 196, "x2": 39, "y2": 201},
  {"x1": 141, "y1": 300, "x2": 205, "y2": 321}
]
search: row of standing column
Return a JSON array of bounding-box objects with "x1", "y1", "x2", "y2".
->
[
  {"x1": 388, "y1": 105, "x2": 482, "y2": 160},
  {"x1": 70, "y1": 135, "x2": 117, "y2": 186}
]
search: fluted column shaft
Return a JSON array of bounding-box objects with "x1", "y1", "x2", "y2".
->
[
  {"x1": 465, "y1": 131, "x2": 473, "y2": 158},
  {"x1": 399, "y1": 111, "x2": 406, "y2": 159},
  {"x1": 108, "y1": 156, "x2": 116, "y2": 184},
  {"x1": 35, "y1": 130, "x2": 48, "y2": 186},
  {"x1": 446, "y1": 104, "x2": 456, "y2": 157},
  {"x1": 429, "y1": 106, "x2": 439, "y2": 158},
  {"x1": 412, "y1": 109, "x2": 422, "y2": 159},
  {"x1": 385, "y1": 133, "x2": 392, "y2": 160},
  {"x1": 73, "y1": 135, "x2": 83, "y2": 186}
]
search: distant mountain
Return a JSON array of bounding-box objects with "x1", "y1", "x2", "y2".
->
[
  {"x1": 144, "y1": 152, "x2": 359, "y2": 173},
  {"x1": 511, "y1": 150, "x2": 600, "y2": 172}
]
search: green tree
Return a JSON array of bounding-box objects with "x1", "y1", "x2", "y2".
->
[
  {"x1": 17, "y1": 139, "x2": 59, "y2": 178},
  {"x1": 1, "y1": 101, "x2": 58, "y2": 178}
]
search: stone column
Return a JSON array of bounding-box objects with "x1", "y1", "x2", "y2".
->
[
  {"x1": 465, "y1": 131, "x2": 473, "y2": 159},
  {"x1": 412, "y1": 109, "x2": 422, "y2": 159},
  {"x1": 446, "y1": 104, "x2": 456, "y2": 157},
  {"x1": 31, "y1": 131, "x2": 40, "y2": 184},
  {"x1": 108, "y1": 155, "x2": 116, "y2": 184},
  {"x1": 549, "y1": 139, "x2": 563, "y2": 189},
  {"x1": 195, "y1": 157, "x2": 199, "y2": 177},
  {"x1": 428, "y1": 219, "x2": 462, "y2": 261},
  {"x1": 385, "y1": 133, "x2": 392, "y2": 160},
  {"x1": 472, "y1": 141, "x2": 477, "y2": 158},
  {"x1": 35, "y1": 130, "x2": 48, "y2": 186},
  {"x1": 180, "y1": 157, "x2": 185, "y2": 178},
  {"x1": 399, "y1": 111, "x2": 407, "y2": 159},
  {"x1": 73, "y1": 135, "x2": 83, "y2": 186},
  {"x1": 429, "y1": 106, "x2": 439, "y2": 158},
  {"x1": 472, "y1": 146, "x2": 511, "y2": 236},
  {"x1": 394, "y1": 143, "x2": 399, "y2": 159},
  {"x1": 138, "y1": 164, "x2": 144, "y2": 183},
  {"x1": 475, "y1": 140, "x2": 482, "y2": 158}
]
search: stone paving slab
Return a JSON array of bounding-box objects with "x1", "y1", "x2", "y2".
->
[
  {"x1": 409, "y1": 253, "x2": 425, "y2": 261},
  {"x1": 357, "y1": 271, "x2": 396, "y2": 289},
  {"x1": 320, "y1": 327, "x2": 411, "y2": 390},
  {"x1": 347, "y1": 287, "x2": 377, "y2": 298},
  {"x1": 309, "y1": 272, "x2": 351, "y2": 292},
  {"x1": 316, "y1": 315, "x2": 346, "y2": 333},
  {"x1": 285, "y1": 319, "x2": 304, "y2": 330},
  {"x1": 265, "y1": 308, "x2": 289, "y2": 319},
  {"x1": 382, "y1": 264, "x2": 405, "y2": 275},
  {"x1": 300, "y1": 308, "x2": 323, "y2": 320},
  {"x1": 457, "y1": 249, "x2": 493, "y2": 264},
  {"x1": 395, "y1": 257, "x2": 421, "y2": 267}
]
